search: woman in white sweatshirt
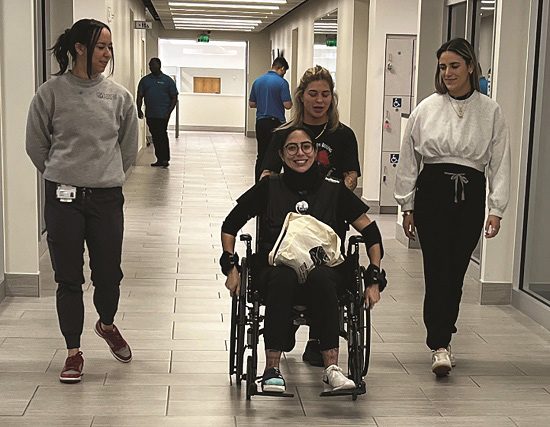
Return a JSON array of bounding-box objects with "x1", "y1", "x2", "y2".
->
[
  {"x1": 394, "y1": 38, "x2": 510, "y2": 377},
  {"x1": 26, "y1": 19, "x2": 138, "y2": 383}
]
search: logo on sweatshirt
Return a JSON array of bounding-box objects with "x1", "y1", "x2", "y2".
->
[{"x1": 97, "y1": 92, "x2": 118, "y2": 100}]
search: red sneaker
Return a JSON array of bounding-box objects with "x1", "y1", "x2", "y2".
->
[
  {"x1": 60, "y1": 351, "x2": 84, "y2": 383},
  {"x1": 94, "y1": 320, "x2": 132, "y2": 363}
]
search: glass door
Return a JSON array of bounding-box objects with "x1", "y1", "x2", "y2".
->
[{"x1": 520, "y1": 0, "x2": 550, "y2": 306}]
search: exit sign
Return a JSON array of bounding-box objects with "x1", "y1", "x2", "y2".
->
[
  {"x1": 198, "y1": 35, "x2": 210, "y2": 43},
  {"x1": 134, "y1": 21, "x2": 152, "y2": 30},
  {"x1": 326, "y1": 39, "x2": 337, "y2": 47}
]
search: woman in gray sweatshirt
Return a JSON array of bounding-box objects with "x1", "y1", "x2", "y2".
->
[{"x1": 25, "y1": 18, "x2": 138, "y2": 383}]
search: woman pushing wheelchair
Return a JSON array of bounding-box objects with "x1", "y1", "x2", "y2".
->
[{"x1": 220, "y1": 126, "x2": 386, "y2": 394}]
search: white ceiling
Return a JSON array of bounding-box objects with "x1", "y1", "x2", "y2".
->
[{"x1": 151, "y1": 0, "x2": 309, "y2": 33}]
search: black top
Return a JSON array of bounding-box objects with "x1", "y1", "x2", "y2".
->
[
  {"x1": 222, "y1": 163, "x2": 369, "y2": 251},
  {"x1": 260, "y1": 123, "x2": 361, "y2": 180}
]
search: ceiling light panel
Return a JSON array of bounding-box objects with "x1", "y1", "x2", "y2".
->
[
  {"x1": 169, "y1": 2, "x2": 280, "y2": 10},
  {"x1": 153, "y1": 0, "x2": 307, "y2": 33}
]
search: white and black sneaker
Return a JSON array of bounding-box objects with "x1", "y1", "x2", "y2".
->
[
  {"x1": 261, "y1": 367, "x2": 286, "y2": 393},
  {"x1": 432, "y1": 348, "x2": 452, "y2": 377},
  {"x1": 323, "y1": 365, "x2": 356, "y2": 392}
]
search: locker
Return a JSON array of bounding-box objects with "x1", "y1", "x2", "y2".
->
[
  {"x1": 385, "y1": 37, "x2": 415, "y2": 96},
  {"x1": 380, "y1": 152, "x2": 400, "y2": 208},
  {"x1": 382, "y1": 95, "x2": 411, "y2": 152}
]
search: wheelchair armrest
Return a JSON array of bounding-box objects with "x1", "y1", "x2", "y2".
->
[
  {"x1": 239, "y1": 233, "x2": 252, "y2": 242},
  {"x1": 349, "y1": 235, "x2": 364, "y2": 245}
]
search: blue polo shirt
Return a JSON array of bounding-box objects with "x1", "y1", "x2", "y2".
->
[
  {"x1": 137, "y1": 72, "x2": 179, "y2": 118},
  {"x1": 249, "y1": 71, "x2": 291, "y2": 122}
]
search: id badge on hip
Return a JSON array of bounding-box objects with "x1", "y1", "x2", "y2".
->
[{"x1": 56, "y1": 184, "x2": 77, "y2": 203}]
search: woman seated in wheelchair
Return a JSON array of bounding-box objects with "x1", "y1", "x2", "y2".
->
[{"x1": 220, "y1": 126, "x2": 385, "y2": 394}]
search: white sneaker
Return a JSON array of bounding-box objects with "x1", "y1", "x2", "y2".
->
[
  {"x1": 323, "y1": 365, "x2": 356, "y2": 391},
  {"x1": 431, "y1": 349, "x2": 452, "y2": 377},
  {"x1": 447, "y1": 345, "x2": 456, "y2": 367}
]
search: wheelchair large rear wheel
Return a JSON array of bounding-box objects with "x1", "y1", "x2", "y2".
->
[{"x1": 234, "y1": 257, "x2": 248, "y2": 386}]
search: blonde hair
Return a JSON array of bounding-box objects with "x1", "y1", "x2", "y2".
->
[
  {"x1": 281, "y1": 65, "x2": 340, "y2": 133},
  {"x1": 435, "y1": 38, "x2": 480, "y2": 94}
]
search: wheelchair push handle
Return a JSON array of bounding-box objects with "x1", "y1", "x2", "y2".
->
[{"x1": 239, "y1": 233, "x2": 252, "y2": 242}]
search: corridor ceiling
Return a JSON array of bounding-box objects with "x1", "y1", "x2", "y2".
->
[{"x1": 150, "y1": 0, "x2": 308, "y2": 32}]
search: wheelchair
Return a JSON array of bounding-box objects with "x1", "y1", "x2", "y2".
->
[{"x1": 229, "y1": 232, "x2": 374, "y2": 401}]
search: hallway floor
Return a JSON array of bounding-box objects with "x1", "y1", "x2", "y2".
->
[{"x1": 1, "y1": 132, "x2": 550, "y2": 426}]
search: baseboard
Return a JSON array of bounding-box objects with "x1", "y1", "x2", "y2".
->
[
  {"x1": 0, "y1": 278, "x2": 5, "y2": 303},
  {"x1": 512, "y1": 288, "x2": 550, "y2": 332},
  {"x1": 380, "y1": 206, "x2": 398, "y2": 214},
  {"x1": 480, "y1": 281, "x2": 512, "y2": 305},
  {"x1": 168, "y1": 125, "x2": 245, "y2": 133},
  {"x1": 246, "y1": 130, "x2": 256, "y2": 138},
  {"x1": 5, "y1": 273, "x2": 39, "y2": 297},
  {"x1": 363, "y1": 198, "x2": 379, "y2": 214}
]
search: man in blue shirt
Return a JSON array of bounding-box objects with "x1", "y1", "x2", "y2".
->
[
  {"x1": 249, "y1": 57, "x2": 292, "y2": 181},
  {"x1": 137, "y1": 58, "x2": 179, "y2": 167}
]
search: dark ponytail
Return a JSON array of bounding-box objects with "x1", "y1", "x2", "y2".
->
[{"x1": 50, "y1": 19, "x2": 114, "y2": 78}]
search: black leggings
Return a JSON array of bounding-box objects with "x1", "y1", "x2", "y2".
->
[
  {"x1": 258, "y1": 265, "x2": 344, "y2": 352},
  {"x1": 45, "y1": 180, "x2": 124, "y2": 349},
  {"x1": 414, "y1": 163, "x2": 486, "y2": 350}
]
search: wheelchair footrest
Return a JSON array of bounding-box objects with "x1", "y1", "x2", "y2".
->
[
  {"x1": 254, "y1": 391, "x2": 295, "y2": 398},
  {"x1": 319, "y1": 382, "x2": 366, "y2": 397}
]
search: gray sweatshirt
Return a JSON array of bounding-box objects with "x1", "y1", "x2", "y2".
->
[{"x1": 26, "y1": 72, "x2": 138, "y2": 188}]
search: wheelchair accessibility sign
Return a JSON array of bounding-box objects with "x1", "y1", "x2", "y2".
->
[
  {"x1": 390, "y1": 153, "x2": 399, "y2": 165},
  {"x1": 392, "y1": 97, "x2": 402, "y2": 108}
]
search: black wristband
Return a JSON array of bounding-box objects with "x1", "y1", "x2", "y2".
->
[
  {"x1": 365, "y1": 264, "x2": 387, "y2": 292},
  {"x1": 220, "y1": 251, "x2": 240, "y2": 276}
]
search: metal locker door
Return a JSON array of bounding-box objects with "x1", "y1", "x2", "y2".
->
[
  {"x1": 380, "y1": 152, "x2": 400, "y2": 208},
  {"x1": 382, "y1": 95, "x2": 411, "y2": 152},
  {"x1": 385, "y1": 38, "x2": 415, "y2": 96}
]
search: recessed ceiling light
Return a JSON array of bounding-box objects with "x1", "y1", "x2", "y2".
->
[
  {"x1": 171, "y1": 0, "x2": 284, "y2": 3},
  {"x1": 169, "y1": 2, "x2": 280, "y2": 10},
  {"x1": 172, "y1": 17, "x2": 262, "y2": 24}
]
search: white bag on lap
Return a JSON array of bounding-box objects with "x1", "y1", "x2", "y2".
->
[{"x1": 268, "y1": 212, "x2": 344, "y2": 284}]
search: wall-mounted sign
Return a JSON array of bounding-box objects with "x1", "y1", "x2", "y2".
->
[
  {"x1": 134, "y1": 21, "x2": 152, "y2": 30},
  {"x1": 198, "y1": 35, "x2": 210, "y2": 43},
  {"x1": 392, "y1": 97, "x2": 402, "y2": 108},
  {"x1": 390, "y1": 153, "x2": 399, "y2": 165}
]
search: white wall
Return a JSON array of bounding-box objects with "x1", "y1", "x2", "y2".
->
[
  {"x1": 159, "y1": 39, "x2": 246, "y2": 69},
  {"x1": 481, "y1": 0, "x2": 531, "y2": 289},
  {"x1": 157, "y1": 28, "x2": 271, "y2": 136},
  {"x1": 0, "y1": 0, "x2": 40, "y2": 287},
  {"x1": 170, "y1": 94, "x2": 245, "y2": 129},
  {"x1": 478, "y1": 14, "x2": 495, "y2": 76},
  {"x1": 361, "y1": 0, "x2": 419, "y2": 202},
  {"x1": 180, "y1": 68, "x2": 245, "y2": 95}
]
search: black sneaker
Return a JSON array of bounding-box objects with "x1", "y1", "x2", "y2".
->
[
  {"x1": 302, "y1": 339, "x2": 324, "y2": 367},
  {"x1": 261, "y1": 367, "x2": 286, "y2": 393}
]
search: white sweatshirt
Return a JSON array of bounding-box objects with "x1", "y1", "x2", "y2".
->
[{"x1": 394, "y1": 91, "x2": 510, "y2": 218}]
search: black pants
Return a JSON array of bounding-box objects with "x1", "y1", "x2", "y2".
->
[
  {"x1": 255, "y1": 117, "x2": 281, "y2": 181},
  {"x1": 146, "y1": 117, "x2": 170, "y2": 162},
  {"x1": 414, "y1": 163, "x2": 486, "y2": 350},
  {"x1": 45, "y1": 180, "x2": 124, "y2": 349},
  {"x1": 258, "y1": 265, "x2": 344, "y2": 352}
]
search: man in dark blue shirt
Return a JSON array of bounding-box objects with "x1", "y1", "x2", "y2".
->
[
  {"x1": 137, "y1": 58, "x2": 179, "y2": 167},
  {"x1": 249, "y1": 57, "x2": 292, "y2": 181}
]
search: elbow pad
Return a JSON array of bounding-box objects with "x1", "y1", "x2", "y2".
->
[{"x1": 360, "y1": 221, "x2": 384, "y2": 259}]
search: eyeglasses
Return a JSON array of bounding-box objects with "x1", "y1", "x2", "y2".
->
[{"x1": 284, "y1": 141, "x2": 314, "y2": 156}]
